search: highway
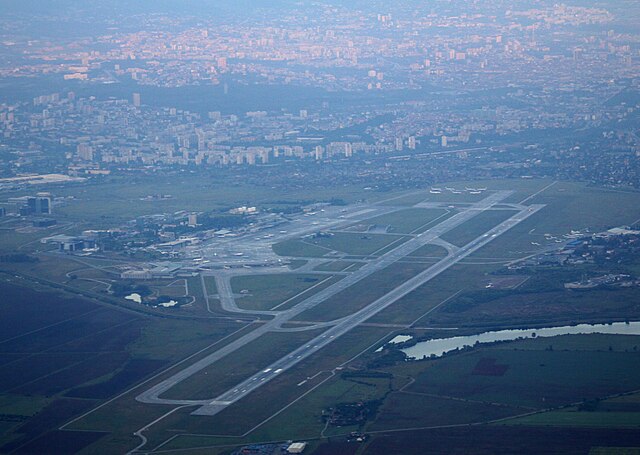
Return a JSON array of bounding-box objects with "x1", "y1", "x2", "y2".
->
[{"x1": 136, "y1": 191, "x2": 540, "y2": 414}]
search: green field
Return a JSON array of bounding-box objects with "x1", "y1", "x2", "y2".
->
[
  {"x1": 132, "y1": 326, "x2": 394, "y2": 448},
  {"x1": 273, "y1": 232, "x2": 411, "y2": 258},
  {"x1": 470, "y1": 181, "x2": 640, "y2": 260},
  {"x1": 0, "y1": 279, "x2": 249, "y2": 454},
  {"x1": 312, "y1": 260, "x2": 364, "y2": 272},
  {"x1": 0, "y1": 395, "x2": 51, "y2": 418},
  {"x1": 353, "y1": 208, "x2": 453, "y2": 234},
  {"x1": 0, "y1": 224, "x2": 60, "y2": 254},
  {"x1": 589, "y1": 448, "x2": 640, "y2": 455},
  {"x1": 379, "y1": 192, "x2": 430, "y2": 207},
  {"x1": 380, "y1": 188, "x2": 486, "y2": 205},
  {"x1": 129, "y1": 318, "x2": 249, "y2": 362},
  {"x1": 3, "y1": 178, "x2": 640, "y2": 454},
  {"x1": 134, "y1": 333, "x2": 640, "y2": 450},
  {"x1": 505, "y1": 409, "x2": 640, "y2": 428},
  {"x1": 431, "y1": 277, "x2": 640, "y2": 328},
  {"x1": 68, "y1": 322, "x2": 261, "y2": 436},
  {"x1": 401, "y1": 338, "x2": 640, "y2": 410},
  {"x1": 231, "y1": 273, "x2": 340, "y2": 311},
  {"x1": 161, "y1": 330, "x2": 326, "y2": 401},
  {"x1": 295, "y1": 261, "x2": 430, "y2": 322},
  {"x1": 406, "y1": 243, "x2": 449, "y2": 259},
  {"x1": 272, "y1": 239, "x2": 332, "y2": 257},
  {"x1": 369, "y1": 391, "x2": 520, "y2": 431},
  {"x1": 439, "y1": 208, "x2": 518, "y2": 247},
  {"x1": 369, "y1": 263, "x2": 494, "y2": 326},
  {"x1": 253, "y1": 374, "x2": 394, "y2": 440},
  {"x1": 144, "y1": 333, "x2": 640, "y2": 453},
  {"x1": 3, "y1": 175, "x2": 381, "y2": 227}
]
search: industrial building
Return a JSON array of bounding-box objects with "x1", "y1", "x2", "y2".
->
[
  {"x1": 40, "y1": 234, "x2": 96, "y2": 252},
  {"x1": 32, "y1": 218, "x2": 57, "y2": 228},
  {"x1": 286, "y1": 442, "x2": 307, "y2": 454},
  {"x1": 7, "y1": 192, "x2": 53, "y2": 215}
]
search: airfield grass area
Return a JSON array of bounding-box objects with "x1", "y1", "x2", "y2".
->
[
  {"x1": 231, "y1": 273, "x2": 340, "y2": 311},
  {"x1": 2, "y1": 178, "x2": 640, "y2": 454},
  {"x1": 5, "y1": 175, "x2": 379, "y2": 227},
  {"x1": 185, "y1": 275, "x2": 210, "y2": 313},
  {"x1": 312, "y1": 260, "x2": 364, "y2": 272},
  {"x1": 351, "y1": 208, "x2": 452, "y2": 234},
  {"x1": 161, "y1": 329, "x2": 327, "y2": 401},
  {"x1": 380, "y1": 188, "x2": 486, "y2": 206},
  {"x1": 199, "y1": 275, "x2": 218, "y2": 296},
  {"x1": 430, "y1": 274, "x2": 640, "y2": 328},
  {"x1": 0, "y1": 226, "x2": 58, "y2": 254},
  {"x1": 368, "y1": 263, "x2": 495, "y2": 326},
  {"x1": 124, "y1": 326, "x2": 394, "y2": 449},
  {"x1": 295, "y1": 261, "x2": 431, "y2": 322},
  {"x1": 406, "y1": 243, "x2": 448, "y2": 259},
  {"x1": 272, "y1": 239, "x2": 331, "y2": 258},
  {"x1": 470, "y1": 181, "x2": 640, "y2": 260},
  {"x1": 66, "y1": 324, "x2": 261, "y2": 432},
  {"x1": 439, "y1": 208, "x2": 519, "y2": 247},
  {"x1": 273, "y1": 232, "x2": 411, "y2": 258},
  {"x1": 3, "y1": 254, "x2": 112, "y2": 286}
]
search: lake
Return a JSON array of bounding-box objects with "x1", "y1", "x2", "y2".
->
[{"x1": 401, "y1": 321, "x2": 640, "y2": 360}]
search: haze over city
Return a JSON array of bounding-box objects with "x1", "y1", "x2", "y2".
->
[{"x1": 0, "y1": 1, "x2": 640, "y2": 454}]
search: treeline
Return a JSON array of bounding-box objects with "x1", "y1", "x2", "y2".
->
[{"x1": 0, "y1": 254, "x2": 39, "y2": 263}]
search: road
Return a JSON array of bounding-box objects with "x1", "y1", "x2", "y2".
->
[
  {"x1": 136, "y1": 191, "x2": 542, "y2": 415},
  {"x1": 205, "y1": 262, "x2": 345, "y2": 316}
]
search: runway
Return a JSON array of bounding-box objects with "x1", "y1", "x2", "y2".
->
[
  {"x1": 136, "y1": 191, "x2": 544, "y2": 416},
  {"x1": 192, "y1": 203, "x2": 544, "y2": 415}
]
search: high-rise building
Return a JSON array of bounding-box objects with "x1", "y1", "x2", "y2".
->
[
  {"x1": 132, "y1": 92, "x2": 141, "y2": 107},
  {"x1": 25, "y1": 194, "x2": 52, "y2": 215},
  {"x1": 77, "y1": 143, "x2": 94, "y2": 161},
  {"x1": 188, "y1": 213, "x2": 198, "y2": 227},
  {"x1": 344, "y1": 143, "x2": 353, "y2": 157},
  {"x1": 408, "y1": 136, "x2": 416, "y2": 150}
]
